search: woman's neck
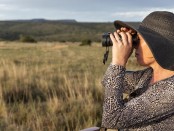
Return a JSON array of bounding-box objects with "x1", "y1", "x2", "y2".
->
[{"x1": 150, "y1": 63, "x2": 174, "y2": 84}]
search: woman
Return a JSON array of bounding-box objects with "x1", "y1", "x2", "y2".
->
[{"x1": 101, "y1": 11, "x2": 174, "y2": 131}]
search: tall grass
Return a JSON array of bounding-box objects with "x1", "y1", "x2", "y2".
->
[{"x1": 0, "y1": 42, "x2": 142, "y2": 131}]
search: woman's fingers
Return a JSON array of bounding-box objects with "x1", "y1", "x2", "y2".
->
[
  {"x1": 117, "y1": 29, "x2": 121, "y2": 33},
  {"x1": 110, "y1": 31, "x2": 122, "y2": 44},
  {"x1": 119, "y1": 32, "x2": 128, "y2": 45},
  {"x1": 121, "y1": 27, "x2": 128, "y2": 32},
  {"x1": 126, "y1": 32, "x2": 133, "y2": 46},
  {"x1": 114, "y1": 32, "x2": 122, "y2": 44},
  {"x1": 110, "y1": 33, "x2": 117, "y2": 44},
  {"x1": 110, "y1": 28, "x2": 133, "y2": 46}
]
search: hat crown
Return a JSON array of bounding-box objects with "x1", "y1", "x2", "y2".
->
[{"x1": 140, "y1": 11, "x2": 174, "y2": 40}]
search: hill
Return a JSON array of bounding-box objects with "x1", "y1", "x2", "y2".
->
[{"x1": 0, "y1": 19, "x2": 140, "y2": 42}]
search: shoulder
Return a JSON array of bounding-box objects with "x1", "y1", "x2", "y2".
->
[
  {"x1": 152, "y1": 76, "x2": 174, "y2": 99},
  {"x1": 163, "y1": 76, "x2": 174, "y2": 88}
]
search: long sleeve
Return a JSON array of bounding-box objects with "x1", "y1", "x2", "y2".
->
[
  {"x1": 102, "y1": 65, "x2": 151, "y2": 95},
  {"x1": 101, "y1": 64, "x2": 174, "y2": 129}
]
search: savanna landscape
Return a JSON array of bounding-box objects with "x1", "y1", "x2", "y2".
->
[{"x1": 0, "y1": 21, "x2": 141, "y2": 131}]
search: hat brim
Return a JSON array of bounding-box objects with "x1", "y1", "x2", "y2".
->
[
  {"x1": 114, "y1": 20, "x2": 139, "y2": 32},
  {"x1": 114, "y1": 20, "x2": 174, "y2": 70}
]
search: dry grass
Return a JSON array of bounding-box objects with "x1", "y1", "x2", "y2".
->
[{"x1": 0, "y1": 41, "x2": 143, "y2": 131}]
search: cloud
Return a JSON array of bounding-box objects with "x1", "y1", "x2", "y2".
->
[
  {"x1": 111, "y1": 8, "x2": 174, "y2": 21},
  {"x1": 0, "y1": 4, "x2": 15, "y2": 11},
  {"x1": 0, "y1": 0, "x2": 174, "y2": 21},
  {"x1": 111, "y1": 11, "x2": 147, "y2": 20}
]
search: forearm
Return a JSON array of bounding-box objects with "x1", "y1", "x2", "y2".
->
[{"x1": 101, "y1": 64, "x2": 126, "y2": 128}]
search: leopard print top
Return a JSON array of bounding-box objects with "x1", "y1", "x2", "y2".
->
[{"x1": 101, "y1": 64, "x2": 174, "y2": 131}]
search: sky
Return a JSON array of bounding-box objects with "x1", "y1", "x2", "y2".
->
[{"x1": 0, "y1": 0, "x2": 174, "y2": 22}]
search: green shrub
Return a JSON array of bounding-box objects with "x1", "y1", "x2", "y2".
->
[
  {"x1": 80, "y1": 39, "x2": 92, "y2": 46},
  {"x1": 19, "y1": 35, "x2": 37, "y2": 43}
]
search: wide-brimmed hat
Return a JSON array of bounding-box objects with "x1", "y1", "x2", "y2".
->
[{"x1": 114, "y1": 11, "x2": 174, "y2": 71}]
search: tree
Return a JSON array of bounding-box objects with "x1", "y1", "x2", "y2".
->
[
  {"x1": 19, "y1": 35, "x2": 37, "y2": 43},
  {"x1": 79, "y1": 39, "x2": 92, "y2": 46}
]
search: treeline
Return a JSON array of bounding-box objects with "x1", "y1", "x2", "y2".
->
[{"x1": 0, "y1": 20, "x2": 140, "y2": 42}]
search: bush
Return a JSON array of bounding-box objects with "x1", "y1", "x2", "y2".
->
[
  {"x1": 79, "y1": 39, "x2": 92, "y2": 46},
  {"x1": 19, "y1": 35, "x2": 37, "y2": 43}
]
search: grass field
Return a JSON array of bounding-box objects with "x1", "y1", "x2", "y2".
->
[{"x1": 0, "y1": 41, "x2": 142, "y2": 131}]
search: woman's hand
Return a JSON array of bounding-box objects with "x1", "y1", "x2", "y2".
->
[{"x1": 110, "y1": 28, "x2": 133, "y2": 67}]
